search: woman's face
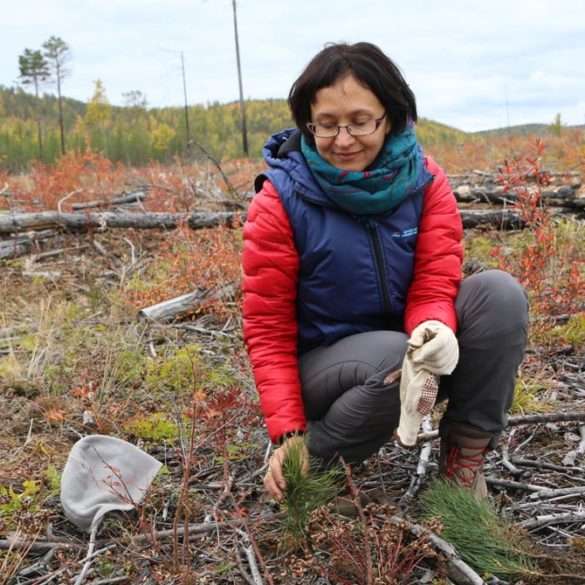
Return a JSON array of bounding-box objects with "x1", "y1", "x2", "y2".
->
[{"x1": 309, "y1": 74, "x2": 391, "y2": 172}]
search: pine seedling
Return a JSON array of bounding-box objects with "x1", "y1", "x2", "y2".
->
[
  {"x1": 420, "y1": 480, "x2": 536, "y2": 579},
  {"x1": 281, "y1": 438, "x2": 343, "y2": 547}
]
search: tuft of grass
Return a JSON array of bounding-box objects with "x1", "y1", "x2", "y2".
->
[
  {"x1": 281, "y1": 437, "x2": 343, "y2": 546},
  {"x1": 511, "y1": 376, "x2": 552, "y2": 415},
  {"x1": 464, "y1": 235, "x2": 500, "y2": 268},
  {"x1": 420, "y1": 480, "x2": 535, "y2": 579},
  {"x1": 549, "y1": 313, "x2": 585, "y2": 347},
  {"x1": 145, "y1": 343, "x2": 204, "y2": 394}
]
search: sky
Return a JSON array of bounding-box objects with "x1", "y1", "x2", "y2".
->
[{"x1": 3, "y1": 0, "x2": 585, "y2": 132}]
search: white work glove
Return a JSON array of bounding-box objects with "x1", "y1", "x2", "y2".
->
[{"x1": 395, "y1": 320, "x2": 459, "y2": 447}]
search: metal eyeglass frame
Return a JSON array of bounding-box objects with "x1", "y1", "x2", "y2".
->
[{"x1": 306, "y1": 113, "x2": 387, "y2": 138}]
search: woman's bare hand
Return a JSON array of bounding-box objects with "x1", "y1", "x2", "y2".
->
[{"x1": 264, "y1": 435, "x2": 308, "y2": 501}]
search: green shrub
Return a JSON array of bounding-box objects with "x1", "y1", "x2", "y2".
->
[
  {"x1": 145, "y1": 343, "x2": 204, "y2": 394},
  {"x1": 124, "y1": 412, "x2": 179, "y2": 442}
]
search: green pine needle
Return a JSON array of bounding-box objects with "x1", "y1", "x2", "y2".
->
[
  {"x1": 281, "y1": 438, "x2": 343, "y2": 545},
  {"x1": 420, "y1": 480, "x2": 536, "y2": 579}
]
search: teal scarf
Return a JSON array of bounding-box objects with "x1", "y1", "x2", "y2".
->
[{"x1": 300, "y1": 124, "x2": 426, "y2": 215}]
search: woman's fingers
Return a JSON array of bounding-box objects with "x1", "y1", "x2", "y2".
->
[
  {"x1": 264, "y1": 448, "x2": 287, "y2": 500},
  {"x1": 263, "y1": 436, "x2": 309, "y2": 501},
  {"x1": 264, "y1": 468, "x2": 283, "y2": 500},
  {"x1": 270, "y1": 448, "x2": 287, "y2": 490}
]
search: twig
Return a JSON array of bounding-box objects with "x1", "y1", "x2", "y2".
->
[
  {"x1": 381, "y1": 513, "x2": 486, "y2": 585},
  {"x1": 562, "y1": 424, "x2": 585, "y2": 466},
  {"x1": 85, "y1": 577, "x2": 129, "y2": 585},
  {"x1": 520, "y1": 512, "x2": 585, "y2": 530},
  {"x1": 243, "y1": 519, "x2": 275, "y2": 585},
  {"x1": 485, "y1": 477, "x2": 544, "y2": 491},
  {"x1": 0, "y1": 538, "x2": 83, "y2": 553},
  {"x1": 342, "y1": 459, "x2": 373, "y2": 585},
  {"x1": 401, "y1": 416, "x2": 433, "y2": 504},
  {"x1": 528, "y1": 486, "x2": 585, "y2": 500},
  {"x1": 24, "y1": 418, "x2": 34, "y2": 446},
  {"x1": 29, "y1": 544, "x2": 115, "y2": 585},
  {"x1": 235, "y1": 544, "x2": 257, "y2": 585},
  {"x1": 57, "y1": 189, "x2": 81, "y2": 214},
  {"x1": 510, "y1": 456, "x2": 581, "y2": 473},
  {"x1": 417, "y1": 411, "x2": 585, "y2": 443},
  {"x1": 131, "y1": 520, "x2": 225, "y2": 545},
  {"x1": 189, "y1": 139, "x2": 241, "y2": 200},
  {"x1": 501, "y1": 430, "x2": 522, "y2": 475},
  {"x1": 72, "y1": 524, "x2": 98, "y2": 585},
  {"x1": 236, "y1": 529, "x2": 264, "y2": 585}
]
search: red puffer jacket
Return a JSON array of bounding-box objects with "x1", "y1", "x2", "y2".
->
[{"x1": 242, "y1": 156, "x2": 463, "y2": 443}]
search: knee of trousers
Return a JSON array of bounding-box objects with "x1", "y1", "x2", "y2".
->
[{"x1": 458, "y1": 269, "x2": 529, "y2": 334}]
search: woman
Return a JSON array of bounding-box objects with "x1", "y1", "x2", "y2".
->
[{"x1": 242, "y1": 42, "x2": 528, "y2": 501}]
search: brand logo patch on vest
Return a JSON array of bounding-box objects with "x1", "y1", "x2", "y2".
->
[{"x1": 391, "y1": 227, "x2": 418, "y2": 238}]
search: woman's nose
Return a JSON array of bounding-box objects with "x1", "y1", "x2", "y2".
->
[{"x1": 334, "y1": 126, "x2": 356, "y2": 147}]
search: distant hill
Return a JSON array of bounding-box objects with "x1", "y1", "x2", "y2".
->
[
  {"x1": 0, "y1": 85, "x2": 577, "y2": 170},
  {"x1": 473, "y1": 123, "x2": 584, "y2": 137}
]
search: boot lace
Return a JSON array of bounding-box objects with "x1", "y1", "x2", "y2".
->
[{"x1": 445, "y1": 446, "x2": 486, "y2": 487}]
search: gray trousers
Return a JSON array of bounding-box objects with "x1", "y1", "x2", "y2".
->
[{"x1": 299, "y1": 270, "x2": 529, "y2": 463}]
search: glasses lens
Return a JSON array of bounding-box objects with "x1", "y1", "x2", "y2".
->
[
  {"x1": 348, "y1": 119, "x2": 377, "y2": 136},
  {"x1": 311, "y1": 124, "x2": 338, "y2": 138}
]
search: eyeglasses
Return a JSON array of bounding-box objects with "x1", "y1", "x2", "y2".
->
[{"x1": 306, "y1": 113, "x2": 386, "y2": 138}]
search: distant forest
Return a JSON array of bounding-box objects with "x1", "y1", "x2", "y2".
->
[{"x1": 0, "y1": 84, "x2": 473, "y2": 171}]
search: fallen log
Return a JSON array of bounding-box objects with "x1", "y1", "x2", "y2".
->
[
  {"x1": 0, "y1": 205, "x2": 570, "y2": 242},
  {"x1": 460, "y1": 209, "x2": 524, "y2": 230},
  {"x1": 0, "y1": 211, "x2": 242, "y2": 235},
  {"x1": 454, "y1": 184, "x2": 581, "y2": 207},
  {"x1": 448, "y1": 171, "x2": 582, "y2": 189},
  {"x1": 0, "y1": 229, "x2": 60, "y2": 259},
  {"x1": 139, "y1": 282, "x2": 238, "y2": 322},
  {"x1": 71, "y1": 190, "x2": 148, "y2": 210}
]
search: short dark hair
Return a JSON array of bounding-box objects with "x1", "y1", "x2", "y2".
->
[{"x1": 288, "y1": 42, "x2": 417, "y2": 141}]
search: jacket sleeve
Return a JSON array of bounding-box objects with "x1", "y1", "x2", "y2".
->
[
  {"x1": 404, "y1": 157, "x2": 464, "y2": 335},
  {"x1": 242, "y1": 179, "x2": 306, "y2": 443}
]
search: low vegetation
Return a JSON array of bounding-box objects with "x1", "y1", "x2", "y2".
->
[{"x1": 0, "y1": 135, "x2": 583, "y2": 583}]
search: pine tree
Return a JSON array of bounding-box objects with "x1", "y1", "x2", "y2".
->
[
  {"x1": 85, "y1": 80, "x2": 112, "y2": 155},
  {"x1": 18, "y1": 48, "x2": 49, "y2": 159},
  {"x1": 42, "y1": 36, "x2": 71, "y2": 155}
]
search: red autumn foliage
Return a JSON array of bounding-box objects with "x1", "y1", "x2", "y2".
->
[{"x1": 492, "y1": 138, "x2": 584, "y2": 320}]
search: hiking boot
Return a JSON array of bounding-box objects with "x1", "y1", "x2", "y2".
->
[{"x1": 439, "y1": 421, "x2": 492, "y2": 500}]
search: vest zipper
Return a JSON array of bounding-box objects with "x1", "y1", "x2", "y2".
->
[{"x1": 363, "y1": 219, "x2": 392, "y2": 315}]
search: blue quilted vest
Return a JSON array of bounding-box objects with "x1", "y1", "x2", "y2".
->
[{"x1": 254, "y1": 129, "x2": 433, "y2": 354}]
